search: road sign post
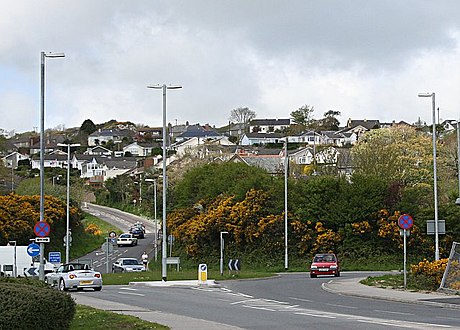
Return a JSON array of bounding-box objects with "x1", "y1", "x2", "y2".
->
[
  {"x1": 27, "y1": 243, "x2": 40, "y2": 257},
  {"x1": 49, "y1": 251, "x2": 61, "y2": 264},
  {"x1": 34, "y1": 221, "x2": 50, "y2": 281},
  {"x1": 398, "y1": 214, "x2": 413, "y2": 289},
  {"x1": 198, "y1": 263, "x2": 207, "y2": 284}
]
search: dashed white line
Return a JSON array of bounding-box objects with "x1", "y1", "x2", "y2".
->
[
  {"x1": 374, "y1": 309, "x2": 414, "y2": 316},
  {"x1": 117, "y1": 292, "x2": 145, "y2": 297},
  {"x1": 295, "y1": 312, "x2": 336, "y2": 319},
  {"x1": 243, "y1": 305, "x2": 276, "y2": 312},
  {"x1": 288, "y1": 297, "x2": 312, "y2": 302},
  {"x1": 325, "y1": 303, "x2": 358, "y2": 309}
]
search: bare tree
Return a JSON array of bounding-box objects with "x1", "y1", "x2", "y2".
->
[{"x1": 229, "y1": 107, "x2": 256, "y2": 129}]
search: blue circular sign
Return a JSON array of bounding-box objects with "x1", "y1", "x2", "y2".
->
[
  {"x1": 27, "y1": 243, "x2": 40, "y2": 257},
  {"x1": 398, "y1": 214, "x2": 413, "y2": 230}
]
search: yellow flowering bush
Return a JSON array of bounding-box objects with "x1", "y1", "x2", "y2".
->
[
  {"x1": 351, "y1": 221, "x2": 371, "y2": 235},
  {"x1": 410, "y1": 258, "x2": 448, "y2": 286},
  {"x1": 85, "y1": 223, "x2": 102, "y2": 236}
]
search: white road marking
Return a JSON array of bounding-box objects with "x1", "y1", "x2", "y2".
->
[
  {"x1": 118, "y1": 291, "x2": 145, "y2": 297},
  {"x1": 288, "y1": 297, "x2": 312, "y2": 302},
  {"x1": 243, "y1": 305, "x2": 276, "y2": 312},
  {"x1": 325, "y1": 303, "x2": 358, "y2": 309},
  {"x1": 119, "y1": 287, "x2": 139, "y2": 291},
  {"x1": 295, "y1": 312, "x2": 336, "y2": 319},
  {"x1": 231, "y1": 298, "x2": 260, "y2": 305},
  {"x1": 374, "y1": 309, "x2": 414, "y2": 316}
]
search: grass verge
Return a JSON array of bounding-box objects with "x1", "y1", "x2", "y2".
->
[{"x1": 71, "y1": 305, "x2": 168, "y2": 330}]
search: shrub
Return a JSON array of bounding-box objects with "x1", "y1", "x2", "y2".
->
[
  {"x1": 0, "y1": 281, "x2": 75, "y2": 329},
  {"x1": 410, "y1": 258, "x2": 448, "y2": 290}
]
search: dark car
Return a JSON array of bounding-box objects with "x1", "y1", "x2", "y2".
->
[
  {"x1": 309, "y1": 253, "x2": 340, "y2": 278},
  {"x1": 130, "y1": 227, "x2": 145, "y2": 239}
]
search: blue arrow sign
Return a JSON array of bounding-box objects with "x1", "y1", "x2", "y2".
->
[{"x1": 27, "y1": 243, "x2": 40, "y2": 257}]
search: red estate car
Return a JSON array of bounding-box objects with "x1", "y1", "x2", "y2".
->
[{"x1": 310, "y1": 253, "x2": 340, "y2": 278}]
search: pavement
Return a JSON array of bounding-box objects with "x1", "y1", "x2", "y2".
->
[{"x1": 72, "y1": 275, "x2": 460, "y2": 329}]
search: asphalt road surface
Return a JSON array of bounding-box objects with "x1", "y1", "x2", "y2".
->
[
  {"x1": 75, "y1": 272, "x2": 460, "y2": 329},
  {"x1": 80, "y1": 203, "x2": 160, "y2": 273}
]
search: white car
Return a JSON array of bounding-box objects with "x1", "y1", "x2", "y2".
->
[
  {"x1": 45, "y1": 263, "x2": 102, "y2": 291},
  {"x1": 112, "y1": 258, "x2": 145, "y2": 273},
  {"x1": 117, "y1": 233, "x2": 138, "y2": 247}
]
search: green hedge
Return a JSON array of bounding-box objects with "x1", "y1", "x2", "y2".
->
[{"x1": 0, "y1": 280, "x2": 75, "y2": 329}]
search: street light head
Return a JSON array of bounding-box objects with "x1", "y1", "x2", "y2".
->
[
  {"x1": 456, "y1": 197, "x2": 460, "y2": 205},
  {"x1": 44, "y1": 52, "x2": 65, "y2": 58},
  {"x1": 147, "y1": 84, "x2": 182, "y2": 90},
  {"x1": 418, "y1": 92, "x2": 433, "y2": 98}
]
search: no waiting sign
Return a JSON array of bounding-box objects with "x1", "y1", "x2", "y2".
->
[{"x1": 398, "y1": 214, "x2": 413, "y2": 230}]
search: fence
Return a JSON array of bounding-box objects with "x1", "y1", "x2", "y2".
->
[{"x1": 439, "y1": 242, "x2": 460, "y2": 293}]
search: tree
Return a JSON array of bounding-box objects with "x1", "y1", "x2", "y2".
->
[
  {"x1": 317, "y1": 110, "x2": 341, "y2": 131},
  {"x1": 229, "y1": 107, "x2": 256, "y2": 130},
  {"x1": 290, "y1": 105, "x2": 315, "y2": 127},
  {"x1": 79, "y1": 119, "x2": 97, "y2": 135},
  {"x1": 351, "y1": 125, "x2": 433, "y2": 186}
]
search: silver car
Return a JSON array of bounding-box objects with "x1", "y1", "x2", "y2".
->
[
  {"x1": 45, "y1": 263, "x2": 102, "y2": 291},
  {"x1": 112, "y1": 258, "x2": 145, "y2": 273}
]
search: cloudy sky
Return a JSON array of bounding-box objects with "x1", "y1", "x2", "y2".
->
[{"x1": 1, "y1": 1, "x2": 460, "y2": 133}]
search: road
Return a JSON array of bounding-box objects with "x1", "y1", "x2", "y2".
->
[
  {"x1": 74, "y1": 273, "x2": 460, "y2": 329},
  {"x1": 80, "y1": 203, "x2": 160, "y2": 273}
]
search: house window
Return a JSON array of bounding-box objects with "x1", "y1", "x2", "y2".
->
[{"x1": 298, "y1": 156, "x2": 308, "y2": 164}]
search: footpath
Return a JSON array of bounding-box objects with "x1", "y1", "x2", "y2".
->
[{"x1": 72, "y1": 276, "x2": 460, "y2": 329}]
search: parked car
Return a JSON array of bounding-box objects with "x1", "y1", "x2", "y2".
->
[
  {"x1": 112, "y1": 258, "x2": 145, "y2": 273},
  {"x1": 129, "y1": 227, "x2": 145, "y2": 239},
  {"x1": 45, "y1": 263, "x2": 102, "y2": 291},
  {"x1": 309, "y1": 253, "x2": 340, "y2": 278},
  {"x1": 117, "y1": 233, "x2": 138, "y2": 247}
]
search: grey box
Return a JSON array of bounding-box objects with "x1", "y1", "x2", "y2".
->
[{"x1": 426, "y1": 220, "x2": 446, "y2": 234}]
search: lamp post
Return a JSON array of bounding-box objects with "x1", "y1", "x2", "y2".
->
[
  {"x1": 147, "y1": 84, "x2": 181, "y2": 281},
  {"x1": 39, "y1": 51, "x2": 65, "y2": 280},
  {"x1": 145, "y1": 178, "x2": 158, "y2": 261},
  {"x1": 418, "y1": 92, "x2": 439, "y2": 260},
  {"x1": 284, "y1": 136, "x2": 289, "y2": 270},
  {"x1": 57, "y1": 143, "x2": 80, "y2": 263},
  {"x1": 456, "y1": 120, "x2": 460, "y2": 206},
  {"x1": 8, "y1": 241, "x2": 17, "y2": 277},
  {"x1": 220, "y1": 231, "x2": 229, "y2": 276}
]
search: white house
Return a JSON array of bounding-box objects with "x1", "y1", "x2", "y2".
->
[
  {"x1": 84, "y1": 146, "x2": 112, "y2": 156},
  {"x1": 249, "y1": 118, "x2": 290, "y2": 134},
  {"x1": 172, "y1": 136, "x2": 236, "y2": 157},
  {"x1": 123, "y1": 142, "x2": 154, "y2": 157},
  {"x1": 240, "y1": 133, "x2": 285, "y2": 146},
  {"x1": 2, "y1": 152, "x2": 30, "y2": 168}
]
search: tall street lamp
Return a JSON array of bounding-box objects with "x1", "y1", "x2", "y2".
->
[
  {"x1": 145, "y1": 178, "x2": 158, "y2": 261},
  {"x1": 418, "y1": 92, "x2": 439, "y2": 260},
  {"x1": 57, "y1": 143, "x2": 80, "y2": 263},
  {"x1": 39, "y1": 51, "x2": 65, "y2": 280},
  {"x1": 284, "y1": 136, "x2": 289, "y2": 270},
  {"x1": 456, "y1": 120, "x2": 460, "y2": 206},
  {"x1": 147, "y1": 84, "x2": 181, "y2": 281}
]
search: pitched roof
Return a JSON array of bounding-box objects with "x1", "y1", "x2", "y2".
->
[
  {"x1": 250, "y1": 118, "x2": 290, "y2": 126},
  {"x1": 177, "y1": 124, "x2": 221, "y2": 138},
  {"x1": 347, "y1": 119, "x2": 380, "y2": 130}
]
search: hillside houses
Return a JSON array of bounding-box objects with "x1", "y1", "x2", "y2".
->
[{"x1": 2, "y1": 116, "x2": 452, "y2": 188}]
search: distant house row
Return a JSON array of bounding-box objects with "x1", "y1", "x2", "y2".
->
[{"x1": 3, "y1": 117, "x2": 458, "y2": 185}]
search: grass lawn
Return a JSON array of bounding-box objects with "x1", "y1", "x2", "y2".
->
[{"x1": 71, "y1": 305, "x2": 168, "y2": 330}]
